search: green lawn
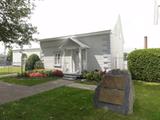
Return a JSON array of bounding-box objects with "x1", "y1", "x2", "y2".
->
[
  {"x1": 0, "y1": 66, "x2": 21, "y2": 75},
  {"x1": 0, "y1": 81, "x2": 160, "y2": 120},
  {"x1": 0, "y1": 76, "x2": 59, "y2": 86}
]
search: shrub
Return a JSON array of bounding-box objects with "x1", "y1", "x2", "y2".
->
[
  {"x1": 93, "y1": 72, "x2": 101, "y2": 82},
  {"x1": 86, "y1": 71, "x2": 94, "y2": 81},
  {"x1": 25, "y1": 54, "x2": 40, "y2": 71},
  {"x1": 81, "y1": 70, "x2": 88, "y2": 79},
  {"x1": 128, "y1": 48, "x2": 160, "y2": 82},
  {"x1": 29, "y1": 72, "x2": 47, "y2": 77},
  {"x1": 32, "y1": 70, "x2": 53, "y2": 77},
  {"x1": 18, "y1": 70, "x2": 54, "y2": 78},
  {"x1": 17, "y1": 72, "x2": 29, "y2": 77},
  {"x1": 85, "y1": 71, "x2": 101, "y2": 82},
  {"x1": 52, "y1": 69, "x2": 63, "y2": 77},
  {"x1": 17, "y1": 71, "x2": 33, "y2": 77},
  {"x1": 41, "y1": 70, "x2": 53, "y2": 77},
  {"x1": 34, "y1": 60, "x2": 44, "y2": 69}
]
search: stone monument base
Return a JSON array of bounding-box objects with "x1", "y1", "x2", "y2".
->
[{"x1": 94, "y1": 69, "x2": 134, "y2": 115}]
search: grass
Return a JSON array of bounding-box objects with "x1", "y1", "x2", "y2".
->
[
  {"x1": 0, "y1": 66, "x2": 21, "y2": 75},
  {"x1": 0, "y1": 76, "x2": 59, "y2": 86},
  {"x1": 0, "y1": 81, "x2": 160, "y2": 120}
]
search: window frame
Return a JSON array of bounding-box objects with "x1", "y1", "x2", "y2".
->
[{"x1": 54, "y1": 51, "x2": 61, "y2": 67}]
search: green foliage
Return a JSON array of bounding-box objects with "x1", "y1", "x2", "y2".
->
[
  {"x1": 128, "y1": 48, "x2": 160, "y2": 82},
  {"x1": 0, "y1": 82, "x2": 160, "y2": 120},
  {"x1": 81, "y1": 70, "x2": 88, "y2": 78},
  {"x1": 34, "y1": 60, "x2": 44, "y2": 69},
  {"x1": 0, "y1": 0, "x2": 37, "y2": 46},
  {"x1": 17, "y1": 72, "x2": 28, "y2": 77},
  {"x1": 6, "y1": 49, "x2": 13, "y2": 64},
  {"x1": 0, "y1": 76, "x2": 58, "y2": 86},
  {"x1": 25, "y1": 54, "x2": 40, "y2": 71},
  {"x1": 92, "y1": 72, "x2": 101, "y2": 82},
  {"x1": 19, "y1": 69, "x2": 63, "y2": 78},
  {"x1": 40, "y1": 70, "x2": 53, "y2": 77},
  {"x1": 85, "y1": 72, "x2": 94, "y2": 80},
  {"x1": 85, "y1": 71, "x2": 101, "y2": 82}
]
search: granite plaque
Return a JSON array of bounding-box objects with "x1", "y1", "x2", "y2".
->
[
  {"x1": 94, "y1": 69, "x2": 134, "y2": 115},
  {"x1": 99, "y1": 88, "x2": 125, "y2": 105},
  {"x1": 101, "y1": 75, "x2": 126, "y2": 90}
]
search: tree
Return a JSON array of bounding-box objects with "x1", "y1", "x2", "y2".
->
[
  {"x1": 6, "y1": 48, "x2": 12, "y2": 64},
  {"x1": 0, "y1": 0, "x2": 37, "y2": 47},
  {"x1": 25, "y1": 54, "x2": 40, "y2": 71}
]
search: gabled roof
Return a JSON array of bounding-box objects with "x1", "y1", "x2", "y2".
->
[
  {"x1": 59, "y1": 37, "x2": 89, "y2": 49},
  {"x1": 69, "y1": 37, "x2": 89, "y2": 48},
  {"x1": 39, "y1": 30, "x2": 111, "y2": 42}
]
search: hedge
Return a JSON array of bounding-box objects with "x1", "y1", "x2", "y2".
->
[{"x1": 128, "y1": 48, "x2": 160, "y2": 82}]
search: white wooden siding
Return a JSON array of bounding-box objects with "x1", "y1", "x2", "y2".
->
[
  {"x1": 13, "y1": 49, "x2": 41, "y2": 66},
  {"x1": 77, "y1": 33, "x2": 111, "y2": 71}
]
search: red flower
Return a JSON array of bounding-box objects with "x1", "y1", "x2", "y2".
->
[
  {"x1": 29, "y1": 72, "x2": 46, "y2": 77},
  {"x1": 52, "y1": 70, "x2": 63, "y2": 77}
]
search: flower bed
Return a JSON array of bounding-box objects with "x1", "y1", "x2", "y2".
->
[
  {"x1": 52, "y1": 69, "x2": 64, "y2": 77},
  {"x1": 28, "y1": 72, "x2": 47, "y2": 77},
  {"x1": 18, "y1": 69, "x2": 64, "y2": 78}
]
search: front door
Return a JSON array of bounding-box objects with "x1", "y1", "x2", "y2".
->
[{"x1": 63, "y1": 49, "x2": 72, "y2": 73}]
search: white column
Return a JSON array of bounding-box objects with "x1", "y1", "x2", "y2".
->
[
  {"x1": 79, "y1": 48, "x2": 82, "y2": 74},
  {"x1": 85, "y1": 49, "x2": 87, "y2": 70},
  {"x1": 71, "y1": 49, "x2": 73, "y2": 73},
  {"x1": 62, "y1": 49, "x2": 65, "y2": 71}
]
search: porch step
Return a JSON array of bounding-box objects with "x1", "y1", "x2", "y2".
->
[{"x1": 63, "y1": 74, "x2": 80, "y2": 80}]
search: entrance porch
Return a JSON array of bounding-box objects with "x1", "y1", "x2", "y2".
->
[{"x1": 59, "y1": 38, "x2": 89, "y2": 76}]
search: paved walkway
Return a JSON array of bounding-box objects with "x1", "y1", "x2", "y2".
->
[
  {"x1": 0, "y1": 80, "x2": 73, "y2": 105},
  {"x1": 66, "y1": 83, "x2": 97, "y2": 91},
  {"x1": 0, "y1": 72, "x2": 97, "y2": 105}
]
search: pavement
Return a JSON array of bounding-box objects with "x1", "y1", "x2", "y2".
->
[
  {"x1": 66, "y1": 83, "x2": 96, "y2": 91},
  {"x1": 0, "y1": 80, "x2": 73, "y2": 105},
  {"x1": 0, "y1": 73, "x2": 97, "y2": 105}
]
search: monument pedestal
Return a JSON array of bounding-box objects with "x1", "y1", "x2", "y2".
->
[{"x1": 94, "y1": 69, "x2": 134, "y2": 115}]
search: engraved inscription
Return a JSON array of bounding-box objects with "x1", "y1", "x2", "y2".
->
[
  {"x1": 101, "y1": 75, "x2": 126, "y2": 90},
  {"x1": 99, "y1": 88, "x2": 125, "y2": 105}
]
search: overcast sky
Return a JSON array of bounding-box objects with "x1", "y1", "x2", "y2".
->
[{"x1": 1, "y1": 0, "x2": 160, "y2": 53}]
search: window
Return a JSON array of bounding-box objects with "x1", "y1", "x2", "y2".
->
[{"x1": 54, "y1": 52, "x2": 61, "y2": 66}]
